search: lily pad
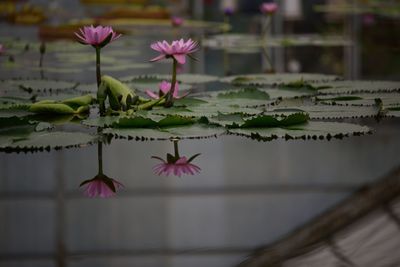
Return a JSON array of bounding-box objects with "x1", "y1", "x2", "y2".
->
[
  {"x1": 3, "y1": 79, "x2": 79, "y2": 93},
  {"x1": 83, "y1": 114, "x2": 195, "y2": 129},
  {"x1": 104, "y1": 124, "x2": 225, "y2": 141},
  {"x1": 0, "y1": 131, "x2": 96, "y2": 151},
  {"x1": 228, "y1": 121, "x2": 370, "y2": 141},
  {"x1": 315, "y1": 81, "x2": 400, "y2": 95},
  {"x1": 209, "y1": 112, "x2": 309, "y2": 128},
  {"x1": 316, "y1": 93, "x2": 400, "y2": 107},
  {"x1": 123, "y1": 74, "x2": 219, "y2": 85},
  {"x1": 220, "y1": 73, "x2": 341, "y2": 86},
  {"x1": 271, "y1": 105, "x2": 380, "y2": 119},
  {"x1": 89, "y1": 62, "x2": 151, "y2": 72}
]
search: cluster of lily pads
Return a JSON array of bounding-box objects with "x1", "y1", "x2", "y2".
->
[
  {"x1": 1, "y1": 24, "x2": 399, "y2": 153},
  {"x1": 2, "y1": 70, "x2": 400, "y2": 152}
]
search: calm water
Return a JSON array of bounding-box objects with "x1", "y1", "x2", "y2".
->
[{"x1": 1, "y1": 12, "x2": 400, "y2": 267}]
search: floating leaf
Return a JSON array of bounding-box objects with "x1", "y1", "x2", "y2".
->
[
  {"x1": 89, "y1": 62, "x2": 151, "y2": 72},
  {"x1": 228, "y1": 121, "x2": 370, "y2": 141},
  {"x1": 3, "y1": 79, "x2": 79, "y2": 93},
  {"x1": 28, "y1": 95, "x2": 93, "y2": 115},
  {"x1": 204, "y1": 89, "x2": 275, "y2": 107},
  {"x1": 172, "y1": 74, "x2": 219, "y2": 84},
  {"x1": 173, "y1": 97, "x2": 208, "y2": 107},
  {"x1": 316, "y1": 93, "x2": 400, "y2": 107},
  {"x1": 84, "y1": 116, "x2": 128, "y2": 129},
  {"x1": 0, "y1": 131, "x2": 96, "y2": 151},
  {"x1": 315, "y1": 81, "x2": 400, "y2": 95},
  {"x1": 104, "y1": 124, "x2": 225, "y2": 140},
  {"x1": 220, "y1": 73, "x2": 341, "y2": 86},
  {"x1": 29, "y1": 66, "x2": 82, "y2": 74},
  {"x1": 115, "y1": 116, "x2": 159, "y2": 128},
  {"x1": 83, "y1": 114, "x2": 195, "y2": 129},
  {"x1": 124, "y1": 80, "x2": 192, "y2": 94},
  {"x1": 271, "y1": 105, "x2": 380, "y2": 119},
  {"x1": 209, "y1": 112, "x2": 309, "y2": 128},
  {"x1": 217, "y1": 87, "x2": 270, "y2": 100}
]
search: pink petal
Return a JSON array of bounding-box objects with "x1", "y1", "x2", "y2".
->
[
  {"x1": 150, "y1": 54, "x2": 166, "y2": 62},
  {"x1": 145, "y1": 90, "x2": 159, "y2": 99},
  {"x1": 174, "y1": 54, "x2": 186, "y2": 64},
  {"x1": 176, "y1": 157, "x2": 188, "y2": 164}
]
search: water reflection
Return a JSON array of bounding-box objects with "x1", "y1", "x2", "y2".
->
[
  {"x1": 151, "y1": 139, "x2": 201, "y2": 177},
  {"x1": 79, "y1": 134, "x2": 123, "y2": 198}
]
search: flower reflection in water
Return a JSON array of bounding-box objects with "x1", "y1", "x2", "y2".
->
[
  {"x1": 81, "y1": 174, "x2": 123, "y2": 198},
  {"x1": 80, "y1": 136, "x2": 123, "y2": 198},
  {"x1": 152, "y1": 139, "x2": 201, "y2": 177}
]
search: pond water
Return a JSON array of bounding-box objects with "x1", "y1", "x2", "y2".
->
[{"x1": 1, "y1": 7, "x2": 400, "y2": 267}]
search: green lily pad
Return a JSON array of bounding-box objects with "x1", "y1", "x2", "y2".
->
[
  {"x1": 28, "y1": 95, "x2": 93, "y2": 115},
  {"x1": 209, "y1": 112, "x2": 309, "y2": 128},
  {"x1": 121, "y1": 73, "x2": 219, "y2": 85},
  {"x1": 315, "y1": 81, "x2": 400, "y2": 95},
  {"x1": 316, "y1": 93, "x2": 400, "y2": 107},
  {"x1": 55, "y1": 53, "x2": 117, "y2": 65},
  {"x1": 124, "y1": 81, "x2": 192, "y2": 94},
  {"x1": 0, "y1": 131, "x2": 96, "y2": 152},
  {"x1": 90, "y1": 62, "x2": 151, "y2": 72},
  {"x1": 2, "y1": 79, "x2": 79, "y2": 93},
  {"x1": 217, "y1": 87, "x2": 270, "y2": 100},
  {"x1": 228, "y1": 121, "x2": 370, "y2": 141},
  {"x1": 83, "y1": 114, "x2": 195, "y2": 129},
  {"x1": 104, "y1": 124, "x2": 225, "y2": 141},
  {"x1": 220, "y1": 73, "x2": 341, "y2": 86},
  {"x1": 271, "y1": 105, "x2": 380, "y2": 119},
  {"x1": 29, "y1": 66, "x2": 82, "y2": 74}
]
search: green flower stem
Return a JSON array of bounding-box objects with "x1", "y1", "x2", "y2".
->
[
  {"x1": 173, "y1": 140, "x2": 180, "y2": 159},
  {"x1": 165, "y1": 58, "x2": 178, "y2": 107},
  {"x1": 95, "y1": 47, "x2": 101, "y2": 87},
  {"x1": 95, "y1": 47, "x2": 106, "y2": 116}
]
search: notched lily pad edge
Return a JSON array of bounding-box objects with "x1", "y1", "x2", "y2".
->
[{"x1": 0, "y1": 141, "x2": 95, "y2": 153}]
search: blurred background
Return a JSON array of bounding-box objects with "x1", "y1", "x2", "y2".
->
[{"x1": 0, "y1": 1, "x2": 400, "y2": 267}]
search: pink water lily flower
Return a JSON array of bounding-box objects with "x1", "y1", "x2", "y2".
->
[
  {"x1": 260, "y1": 3, "x2": 278, "y2": 14},
  {"x1": 152, "y1": 156, "x2": 201, "y2": 177},
  {"x1": 80, "y1": 174, "x2": 124, "y2": 198},
  {"x1": 145, "y1": 80, "x2": 188, "y2": 100},
  {"x1": 150, "y1": 38, "x2": 198, "y2": 64},
  {"x1": 171, "y1": 16, "x2": 184, "y2": 27},
  {"x1": 75, "y1": 25, "x2": 121, "y2": 48}
]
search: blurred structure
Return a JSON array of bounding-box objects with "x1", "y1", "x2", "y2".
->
[{"x1": 239, "y1": 166, "x2": 400, "y2": 267}]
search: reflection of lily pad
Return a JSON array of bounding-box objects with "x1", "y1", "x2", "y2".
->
[{"x1": 228, "y1": 121, "x2": 370, "y2": 141}]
